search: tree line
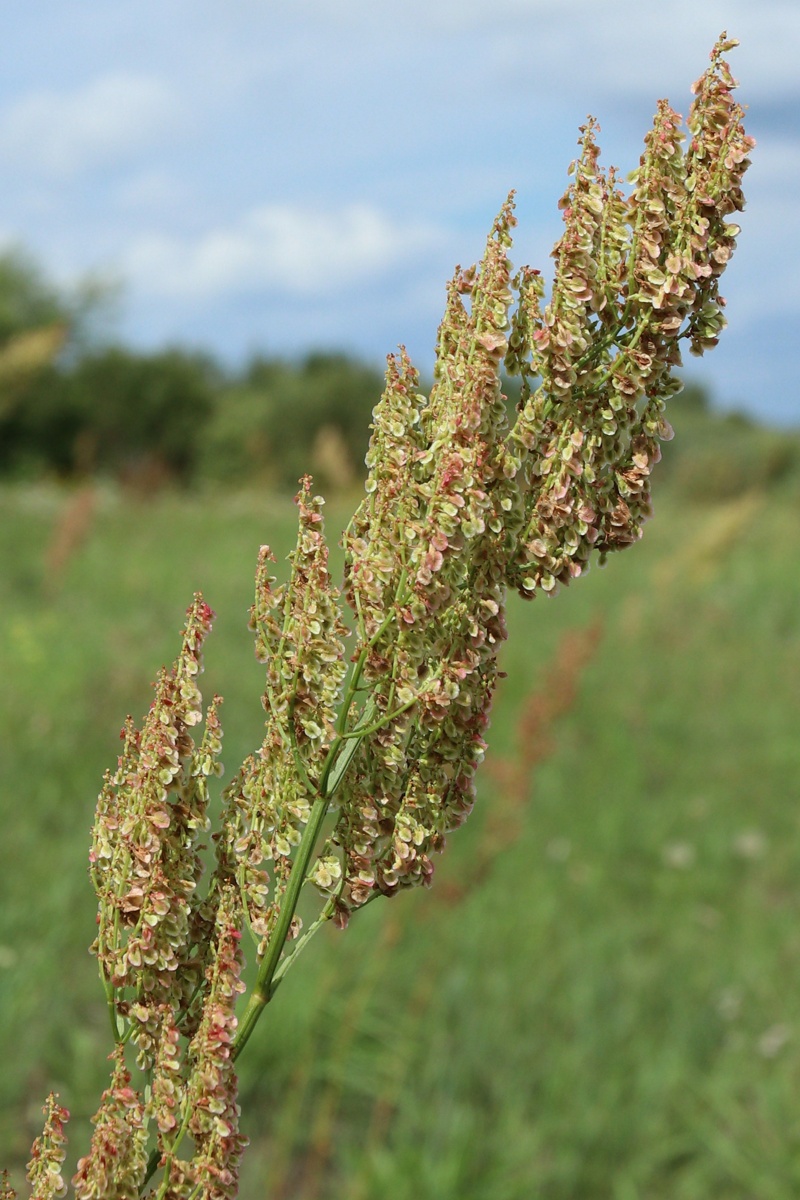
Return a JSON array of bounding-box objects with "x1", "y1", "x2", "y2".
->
[{"x1": 0, "y1": 249, "x2": 390, "y2": 492}]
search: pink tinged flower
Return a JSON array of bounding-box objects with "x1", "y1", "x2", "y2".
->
[
  {"x1": 186, "y1": 888, "x2": 248, "y2": 1200},
  {"x1": 72, "y1": 1049, "x2": 148, "y2": 1200},
  {"x1": 26, "y1": 1095, "x2": 70, "y2": 1200},
  {"x1": 88, "y1": 595, "x2": 223, "y2": 1065},
  {"x1": 477, "y1": 330, "x2": 509, "y2": 357}
]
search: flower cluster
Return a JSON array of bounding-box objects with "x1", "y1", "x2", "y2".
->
[
  {"x1": 25, "y1": 1096, "x2": 69, "y2": 1200},
  {"x1": 71, "y1": 1050, "x2": 148, "y2": 1200},
  {"x1": 219, "y1": 479, "x2": 348, "y2": 952},
  {"x1": 88, "y1": 595, "x2": 221, "y2": 1066},
  {"x1": 683, "y1": 36, "x2": 755, "y2": 354},
  {"x1": 331, "y1": 199, "x2": 520, "y2": 915},
  {"x1": 183, "y1": 888, "x2": 248, "y2": 1200},
  {"x1": 324, "y1": 34, "x2": 752, "y2": 919},
  {"x1": 503, "y1": 33, "x2": 753, "y2": 599}
]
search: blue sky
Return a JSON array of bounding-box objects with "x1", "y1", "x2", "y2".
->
[{"x1": 0, "y1": 1, "x2": 796, "y2": 421}]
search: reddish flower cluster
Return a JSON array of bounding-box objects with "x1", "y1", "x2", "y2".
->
[
  {"x1": 71, "y1": 1050, "x2": 148, "y2": 1200},
  {"x1": 331, "y1": 199, "x2": 519, "y2": 915},
  {"x1": 26, "y1": 1096, "x2": 69, "y2": 1200},
  {"x1": 504, "y1": 34, "x2": 753, "y2": 598},
  {"x1": 88, "y1": 595, "x2": 221, "y2": 1065},
  {"x1": 184, "y1": 888, "x2": 248, "y2": 1200},
  {"x1": 323, "y1": 34, "x2": 752, "y2": 919},
  {"x1": 219, "y1": 479, "x2": 348, "y2": 952}
]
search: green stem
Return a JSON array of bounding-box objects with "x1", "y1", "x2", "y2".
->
[
  {"x1": 336, "y1": 692, "x2": 418, "y2": 741},
  {"x1": 142, "y1": 1149, "x2": 160, "y2": 1192},
  {"x1": 232, "y1": 785, "x2": 332, "y2": 1060},
  {"x1": 106, "y1": 998, "x2": 121, "y2": 1042},
  {"x1": 141, "y1": 1089, "x2": 194, "y2": 1197},
  {"x1": 269, "y1": 897, "x2": 335, "y2": 992}
]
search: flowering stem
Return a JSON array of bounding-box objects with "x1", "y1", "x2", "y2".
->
[
  {"x1": 233, "y1": 693, "x2": 389, "y2": 1059},
  {"x1": 233, "y1": 564, "x2": 413, "y2": 1060},
  {"x1": 53, "y1": 42, "x2": 753, "y2": 1200}
]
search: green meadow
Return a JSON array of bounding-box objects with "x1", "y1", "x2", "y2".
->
[{"x1": 2, "y1": 459, "x2": 800, "y2": 1198}]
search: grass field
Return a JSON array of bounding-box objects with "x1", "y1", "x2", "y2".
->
[{"x1": 2, "y1": 471, "x2": 800, "y2": 1199}]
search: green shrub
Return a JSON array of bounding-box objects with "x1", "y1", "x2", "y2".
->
[{"x1": 200, "y1": 354, "x2": 385, "y2": 491}]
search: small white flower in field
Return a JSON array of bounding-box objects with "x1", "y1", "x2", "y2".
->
[
  {"x1": 716, "y1": 986, "x2": 742, "y2": 1021},
  {"x1": 0, "y1": 946, "x2": 18, "y2": 969},
  {"x1": 758, "y1": 1024, "x2": 790, "y2": 1058},
  {"x1": 546, "y1": 837, "x2": 572, "y2": 862},
  {"x1": 662, "y1": 841, "x2": 696, "y2": 869},
  {"x1": 732, "y1": 829, "x2": 767, "y2": 860}
]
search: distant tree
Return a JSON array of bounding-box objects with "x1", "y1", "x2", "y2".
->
[
  {"x1": 0, "y1": 250, "x2": 67, "y2": 341},
  {"x1": 65, "y1": 347, "x2": 220, "y2": 482},
  {"x1": 201, "y1": 353, "x2": 385, "y2": 491},
  {"x1": 0, "y1": 250, "x2": 70, "y2": 431},
  {"x1": 0, "y1": 248, "x2": 115, "y2": 476}
]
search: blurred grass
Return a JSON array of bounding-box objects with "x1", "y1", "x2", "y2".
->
[{"x1": 2, "y1": 473, "x2": 800, "y2": 1198}]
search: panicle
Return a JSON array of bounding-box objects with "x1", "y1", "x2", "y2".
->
[
  {"x1": 179, "y1": 694, "x2": 227, "y2": 1028},
  {"x1": 185, "y1": 887, "x2": 248, "y2": 1200},
  {"x1": 507, "y1": 120, "x2": 643, "y2": 597},
  {"x1": 250, "y1": 479, "x2": 348, "y2": 757},
  {"x1": 332, "y1": 199, "x2": 519, "y2": 916},
  {"x1": 594, "y1": 165, "x2": 631, "y2": 325},
  {"x1": 219, "y1": 480, "x2": 348, "y2": 953},
  {"x1": 149, "y1": 1017, "x2": 185, "y2": 1143},
  {"x1": 540, "y1": 119, "x2": 608, "y2": 399},
  {"x1": 344, "y1": 347, "x2": 428, "y2": 643},
  {"x1": 337, "y1": 353, "x2": 437, "y2": 916},
  {"x1": 505, "y1": 35, "x2": 752, "y2": 599},
  {"x1": 26, "y1": 1096, "x2": 69, "y2": 1200},
  {"x1": 72, "y1": 1048, "x2": 148, "y2": 1200},
  {"x1": 88, "y1": 595, "x2": 219, "y2": 1065},
  {"x1": 683, "y1": 31, "x2": 755, "y2": 355},
  {"x1": 628, "y1": 99, "x2": 688, "y2": 324},
  {"x1": 415, "y1": 195, "x2": 517, "y2": 585}
]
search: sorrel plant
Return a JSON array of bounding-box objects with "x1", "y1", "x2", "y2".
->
[{"x1": 5, "y1": 34, "x2": 753, "y2": 1200}]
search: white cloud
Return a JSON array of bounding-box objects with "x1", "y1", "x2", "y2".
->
[
  {"x1": 115, "y1": 170, "x2": 191, "y2": 214},
  {"x1": 0, "y1": 73, "x2": 178, "y2": 177},
  {"x1": 122, "y1": 203, "x2": 448, "y2": 300},
  {"x1": 482, "y1": 5, "x2": 795, "y2": 104},
  {"x1": 0, "y1": 0, "x2": 790, "y2": 420},
  {"x1": 287, "y1": 0, "x2": 800, "y2": 105}
]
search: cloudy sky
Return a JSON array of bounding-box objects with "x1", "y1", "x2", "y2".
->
[{"x1": 0, "y1": 1, "x2": 795, "y2": 421}]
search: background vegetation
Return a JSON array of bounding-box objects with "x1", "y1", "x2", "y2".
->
[
  {"x1": 2, "y1": 248, "x2": 800, "y2": 1197},
  {"x1": 1, "y1": 247, "x2": 798, "y2": 502}
]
